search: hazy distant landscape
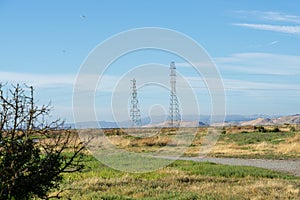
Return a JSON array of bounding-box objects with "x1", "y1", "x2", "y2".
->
[
  {"x1": 73, "y1": 114, "x2": 300, "y2": 129},
  {"x1": 1, "y1": 1, "x2": 300, "y2": 199}
]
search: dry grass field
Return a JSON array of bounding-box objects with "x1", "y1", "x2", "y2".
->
[
  {"x1": 83, "y1": 125, "x2": 300, "y2": 159},
  {"x1": 207, "y1": 125, "x2": 300, "y2": 159},
  {"x1": 52, "y1": 156, "x2": 300, "y2": 199},
  {"x1": 44, "y1": 125, "x2": 300, "y2": 199}
]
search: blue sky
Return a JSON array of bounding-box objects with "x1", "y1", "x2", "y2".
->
[{"x1": 1, "y1": 0, "x2": 300, "y2": 122}]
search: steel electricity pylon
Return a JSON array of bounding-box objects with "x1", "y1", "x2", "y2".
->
[
  {"x1": 168, "y1": 61, "x2": 181, "y2": 127},
  {"x1": 130, "y1": 78, "x2": 142, "y2": 127}
]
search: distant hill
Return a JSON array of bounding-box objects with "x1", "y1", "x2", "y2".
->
[
  {"x1": 273, "y1": 115, "x2": 300, "y2": 124},
  {"x1": 142, "y1": 121, "x2": 208, "y2": 128},
  {"x1": 212, "y1": 114, "x2": 300, "y2": 126},
  {"x1": 68, "y1": 114, "x2": 299, "y2": 129},
  {"x1": 69, "y1": 121, "x2": 119, "y2": 129}
]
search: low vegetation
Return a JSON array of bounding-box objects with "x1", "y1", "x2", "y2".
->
[
  {"x1": 0, "y1": 84, "x2": 86, "y2": 199},
  {"x1": 53, "y1": 155, "x2": 300, "y2": 199},
  {"x1": 87, "y1": 126, "x2": 300, "y2": 159},
  {"x1": 207, "y1": 125, "x2": 300, "y2": 159},
  {"x1": 46, "y1": 125, "x2": 300, "y2": 199}
]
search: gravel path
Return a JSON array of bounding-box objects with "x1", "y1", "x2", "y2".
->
[{"x1": 160, "y1": 156, "x2": 300, "y2": 176}]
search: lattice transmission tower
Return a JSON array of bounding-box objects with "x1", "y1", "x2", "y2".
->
[
  {"x1": 168, "y1": 62, "x2": 181, "y2": 127},
  {"x1": 130, "y1": 78, "x2": 142, "y2": 127}
]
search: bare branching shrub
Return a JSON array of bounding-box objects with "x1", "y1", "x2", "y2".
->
[{"x1": 0, "y1": 84, "x2": 87, "y2": 199}]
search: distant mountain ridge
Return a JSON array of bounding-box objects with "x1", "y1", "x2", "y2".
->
[
  {"x1": 212, "y1": 114, "x2": 300, "y2": 127},
  {"x1": 69, "y1": 114, "x2": 299, "y2": 129}
]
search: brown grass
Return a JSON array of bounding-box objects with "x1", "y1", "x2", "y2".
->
[
  {"x1": 77, "y1": 126, "x2": 300, "y2": 159},
  {"x1": 276, "y1": 134, "x2": 300, "y2": 155},
  {"x1": 44, "y1": 126, "x2": 300, "y2": 199},
  {"x1": 59, "y1": 174, "x2": 299, "y2": 199}
]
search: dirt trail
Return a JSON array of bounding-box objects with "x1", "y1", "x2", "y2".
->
[{"x1": 160, "y1": 156, "x2": 300, "y2": 176}]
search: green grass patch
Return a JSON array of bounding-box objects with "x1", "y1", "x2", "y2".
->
[
  {"x1": 219, "y1": 131, "x2": 296, "y2": 145},
  {"x1": 168, "y1": 160, "x2": 298, "y2": 179},
  {"x1": 55, "y1": 154, "x2": 299, "y2": 199}
]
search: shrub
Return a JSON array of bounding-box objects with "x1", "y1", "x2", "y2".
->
[{"x1": 0, "y1": 84, "x2": 87, "y2": 199}]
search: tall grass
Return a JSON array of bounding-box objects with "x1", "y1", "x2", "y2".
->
[{"x1": 50, "y1": 155, "x2": 300, "y2": 199}]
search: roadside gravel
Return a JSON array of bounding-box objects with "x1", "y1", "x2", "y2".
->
[{"x1": 160, "y1": 156, "x2": 300, "y2": 176}]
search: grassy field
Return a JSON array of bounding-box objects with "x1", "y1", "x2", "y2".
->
[
  {"x1": 82, "y1": 125, "x2": 300, "y2": 159},
  {"x1": 45, "y1": 125, "x2": 300, "y2": 199},
  {"x1": 205, "y1": 125, "x2": 300, "y2": 159},
  {"x1": 52, "y1": 155, "x2": 300, "y2": 199}
]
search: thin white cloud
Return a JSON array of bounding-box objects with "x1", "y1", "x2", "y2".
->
[
  {"x1": 215, "y1": 52, "x2": 300, "y2": 76},
  {"x1": 185, "y1": 76, "x2": 300, "y2": 92},
  {"x1": 233, "y1": 23, "x2": 300, "y2": 34},
  {"x1": 0, "y1": 71, "x2": 75, "y2": 88},
  {"x1": 222, "y1": 78, "x2": 300, "y2": 91},
  {"x1": 233, "y1": 10, "x2": 300, "y2": 34},
  {"x1": 262, "y1": 11, "x2": 300, "y2": 24},
  {"x1": 235, "y1": 10, "x2": 300, "y2": 24},
  {"x1": 178, "y1": 52, "x2": 300, "y2": 76},
  {"x1": 176, "y1": 61, "x2": 214, "y2": 67}
]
